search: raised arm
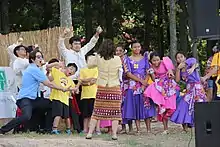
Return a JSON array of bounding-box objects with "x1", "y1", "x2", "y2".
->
[
  {"x1": 81, "y1": 26, "x2": 103, "y2": 55},
  {"x1": 58, "y1": 29, "x2": 70, "y2": 59}
]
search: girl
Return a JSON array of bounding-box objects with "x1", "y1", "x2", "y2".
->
[
  {"x1": 115, "y1": 44, "x2": 133, "y2": 134},
  {"x1": 144, "y1": 52, "x2": 178, "y2": 134},
  {"x1": 170, "y1": 52, "x2": 206, "y2": 132},
  {"x1": 122, "y1": 41, "x2": 156, "y2": 134}
]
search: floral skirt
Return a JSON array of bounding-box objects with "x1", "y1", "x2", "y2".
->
[{"x1": 91, "y1": 86, "x2": 122, "y2": 121}]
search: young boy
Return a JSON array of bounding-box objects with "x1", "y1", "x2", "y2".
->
[
  {"x1": 79, "y1": 54, "x2": 100, "y2": 134},
  {"x1": 46, "y1": 59, "x2": 78, "y2": 134}
]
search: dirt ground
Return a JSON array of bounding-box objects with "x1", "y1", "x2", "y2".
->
[{"x1": 0, "y1": 122, "x2": 195, "y2": 147}]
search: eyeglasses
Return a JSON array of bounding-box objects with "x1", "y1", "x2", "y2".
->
[{"x1": 36, "y1": 56, "x2": 43, "y2": 60}]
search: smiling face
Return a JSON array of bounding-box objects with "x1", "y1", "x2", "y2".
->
[
  {"x1": 115, "y1": 46, "x2": 124, "y2": 57},
  {"x1": 176, "y1": 53, "x2": 186, "y2": 64},
  {"x1": 71, "y1": 41, "x2": 81, "y2": 52},
  {"x1": 131, "y1": 42, "x2": 141, "y2": 55},
  {"x1": 151, "y1": 55, "x2": 161, "y2": 67},
  {"x1": 16, "y1": 46, "x2": 27, "y2": 58}
]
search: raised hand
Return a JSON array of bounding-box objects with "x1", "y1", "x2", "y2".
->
[{"x1": 96, "y1": 26, "x2": 103, "y2": 34}]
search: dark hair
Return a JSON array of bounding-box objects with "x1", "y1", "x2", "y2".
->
[
  {"x1": 149, "y1": 51, "x2": 161, "y2": 61},
  {"x1": 115, "y1": 43, "x2": 125, "y2": 51},
  {"x1": 69, "y1": 36, "x2": 81, "y2": 45},
  {"x1": 130, "y1": 40, "x2": 141, "y2": 48},
  {"x1": 29, "y1": 49, "x2": 43, "y2": 63},
  {"x1": 175, "y1": 51, "x2": 186, "y2": 59},
  {"x1": 67, "y1": 63, "x2": 78, "y2": 72},
  {"x1": 97, "y1": 39, "x2": 115, "y2": 60},
  {"x1": 48, "y1": 58, "x2": 59, "y2": 64},
  {"x1": 27, "y1": 45, "x2": 34, "y2": 53},
  {"x1": 85, "y1": 52, "x2": 95, "y2": 61},
  {"x1": 13, "y1": 45, "x2": 27, "y2": 57}
]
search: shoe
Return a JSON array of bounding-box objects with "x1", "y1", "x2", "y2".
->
[
  {"x1": 51, "y1": 130, "x2": 60, "y2": 135},
  {"x1": 112, "y1": 135, "x2": 118, "y2": 140},
  {"x1": 161, "y1": 130, "x2": 169, "y2": 135},
  {"x1": 0, "y1": 129, "x2": 4, "y2": 135},
  {"x1": 65, "y1": 129, "x2": 72, "y2": 135},
  {"x1": 85, "y1": 134, "x2": 92, "y2": 139},
  {"x1": 95, "y1": 131, "x2": 101, "y2": 135}
]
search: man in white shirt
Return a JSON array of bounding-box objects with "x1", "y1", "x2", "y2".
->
[
  {"x1": 58, "y1": 26, "x2": 103, "y2": 80},
  {"x1": 7, "y1": 38, "x2": 24, "y2": 68},
  {"x1": 13, "y1": 45, "x2": 29, "y2": 90}
]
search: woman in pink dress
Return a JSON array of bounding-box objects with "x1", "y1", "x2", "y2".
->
[{"x1": 144, "y1": 52, "x2": 178, "y2": 134}]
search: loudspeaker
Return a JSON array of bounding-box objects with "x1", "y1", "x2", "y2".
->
[
  {"x1": 187, "y1": 0, "x2": 220, "y2": 39},
  {"x1": 195, "y1": 101, "x2": 220, "y2": 147}
]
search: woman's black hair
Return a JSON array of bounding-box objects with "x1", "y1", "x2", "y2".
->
[
  {"x1": 97, "y1": 39, "x2": 115, "y2": 60},
  {"x1": 149, "y1": 51, "x2": 161, "y2": 61},
  {"x1": 130, "y1": 40, "x2": 141, "y2": 48},
  {"x1": 175, "y1": 51, "x2": 186, "y2": 59},
  {"x1": 29, "y1": 49, "x2": 43, "y2": 63}
]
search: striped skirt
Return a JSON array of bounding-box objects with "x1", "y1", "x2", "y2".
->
[{"x1": 91, "y1": 86, "x2": 122, "y2": 121}]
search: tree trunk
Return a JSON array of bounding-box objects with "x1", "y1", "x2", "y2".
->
[
  {"x1": 179, "y1": 0, "x2": 188, "y2": 53},
  {"x1": 192, "y1": 39, "x2": 199, "y2": 60},
  {"x1": 84, "y1": 0, "x2": 93, "y2": 40},
  {"x1": 169, "y1": 0, "x2": 177, "y2": 61},
  {"x1": 156, "y1": 0, "x2": 164, "y2": 56},
  {"x1": 163, "y1": 0, "x2": 170, "y2": 53},
  {"x1": 142, "y1": 0, "x2": 153, "y2": 50},
  {"x1": 104, "y1": 0, "x2": 114, "y2": 39},
  {"x1": 59, "y1": 0, "x2": 72, "y2": 27},
  {"x1": 0, "y1": 0, "x2": 9, "y2": 34}
]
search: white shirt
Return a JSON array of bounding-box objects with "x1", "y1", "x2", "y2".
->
[
  {"x1": 39, "y1": 62, "x2": 51, "y2": 99},
  {"x1": 7, "y1": 44, "x2": 19, "y2": 68},
  {"x1": 58, "y1": 36, "x2": 99, "y2": 80},
  {"x1": 13, "y1": 58, "x2": 29, "y2": 89}
]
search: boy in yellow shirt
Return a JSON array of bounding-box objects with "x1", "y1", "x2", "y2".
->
[
  {"x1": 79, "y1": 54, "x2": 100, "y2": 133},
  {"x1": 46, "y1": 59, "x2": 78, "y2": 134}
]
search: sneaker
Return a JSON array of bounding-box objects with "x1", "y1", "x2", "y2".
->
[
  {"x1": 0, "y1": 129, "x2": 4, "y2": 135},
  {"x1": 51, "y1": 130, "x2": 60, "y2": 135},
  {"x1": 95, "y1": 131, "x2": 102, "y2": 135},
  {"x1": 161, "y1": 130, "x2": 169, "y2": 135},
  {"x1": 65, "y1": 129, "x2": 72, "y2": 135}
]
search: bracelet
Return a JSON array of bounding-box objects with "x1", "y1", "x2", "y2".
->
[{"x1": 88, "y1": 82, "x2": 91, "y2": 86}]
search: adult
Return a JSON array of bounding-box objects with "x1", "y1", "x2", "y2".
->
[
  {"x1": 0, "y1": 49, "x2": 72, "y2": 134},
  {"x1": 86, "y1": 39, "x2": 122, "y2": 140},
  {"x1": 202, "y1": 46, "x2": 220, "y2": 100},
  {"x1": 7, "y1": 37, "x2": 23, "y2": 68},
  {"x1": 58, "y1": 26, "x2": 102, "y2": 131},
  {"x1": 13, "y1": 45, "x2": 29, "y2": 90},
  {"x1": 58, "y1": 26, "x2": 102, "y2": 80}
]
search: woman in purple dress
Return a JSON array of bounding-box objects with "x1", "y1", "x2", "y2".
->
[
  {"x1": 122, "y1": 41, "x2": 156, "y2": 134},
  {"x1": 171, "y1": 52, "x2": 207, "y2": 132}
]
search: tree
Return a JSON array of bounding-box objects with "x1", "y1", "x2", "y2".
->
[
  {"x1": 169, "y1": 0, "x2": 177, "y2": 61},
  {"x1": 0, "y1": 0, "x2": 9, "y2": 34},
  {"x1": 59, "y1": 0, "x2": 72, "y2": 27}
]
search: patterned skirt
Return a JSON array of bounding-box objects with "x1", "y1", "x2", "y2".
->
[{"x1": 91, "y1": 86, "x2": 122, "y2": 121}]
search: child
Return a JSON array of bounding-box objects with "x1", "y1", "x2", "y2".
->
[
  {"x1": 122, "y1": 41, "x2": 156, "y2": 134},
  {"x1": 170, "y1": 52, "x2": 206, "y2": 132},
  {"x1": 79, "y1": 53, "x2": 100, "y2": 134},
  {"x1": 144, "y1": 52, "x2": 178, "y2": 134},
  {"x1": 47, "y1": 59, "x2": 78, "y2": 134}
]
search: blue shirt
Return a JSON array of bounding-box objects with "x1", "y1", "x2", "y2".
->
[{"x1": 17, "y1": 64, "x2": 47, "y2": 100}]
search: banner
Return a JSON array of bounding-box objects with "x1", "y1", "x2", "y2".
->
[{"x1": 0, "y1": 67, "x2": 17, "y2": 118}]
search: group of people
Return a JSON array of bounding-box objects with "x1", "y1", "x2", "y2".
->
[{"x1": 0, "y1": 26, "x2": 219, "y2": 140}]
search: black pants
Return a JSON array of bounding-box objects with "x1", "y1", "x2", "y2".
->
[
  {"x1": 73, "y1": 80, "x2": 83, "y2": 131},
  {"x1": 0, "y1": 97, "x2": 52, "y2": 134}
]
